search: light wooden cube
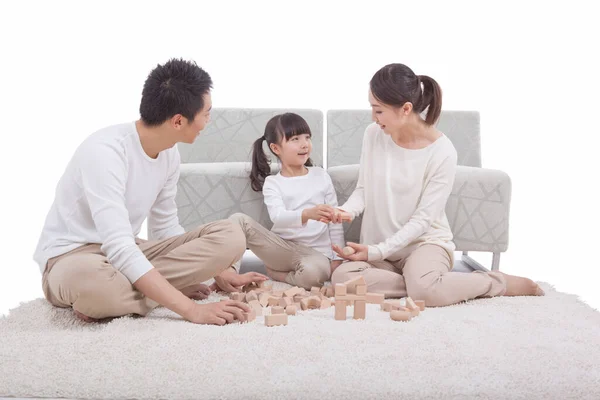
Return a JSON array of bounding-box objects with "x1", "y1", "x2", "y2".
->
[
  {"x1": 335, "y1": 284, "x2": 347, "y2": 296},
  {"x1": 356, "y1": 284, "x2": 367, "y2": 296},
  {"x1": 284, "y1": 287, "x2": 303, "y2": 298},
  {"x1": 334, "y1": 300, "x2": 347, "y2": 320},
  {"x1": 271, "y1": 306, "x2": 285, "y2": 314},
  {"x1": 265, "y1": 313, "x2": 288, "y2": 327},
  {"x1": 415, "y1": 300, "x2": 426, "y2": 311},
  {"x1": 354, "y1": 300, "x2": 366, "y2": 319},
  {"x1": 285, "y1": 305, "x2": 297, "y2": 315}
]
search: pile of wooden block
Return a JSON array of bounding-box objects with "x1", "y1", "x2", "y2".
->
[
  {"x1": 226, "y1": 281, "x2": 336, "y2": 327},
  {"x1": 333, "y1": 276, "x2": 385, "y2": 320},
  {"x1": 380, "y1": 297, "x2": 426, "y2": 321},
  {"x1": 222, "y1": 277, "x2": 425, "y2": 325}
]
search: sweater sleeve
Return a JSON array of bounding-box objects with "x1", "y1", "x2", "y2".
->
[
  {"x1": 324, "y1": 171, "x2": 346, "y2": 260},
  {"x1": 263, "y1": 177, "x2": 304, "y2": 230},
  {"x1": 77, "y1": 143, "x2": 154, "y2": 283},
  {"x1": 339, "y1": 125, "x2": 370, "y2": 217},
  {"x1": 148, "y1": 149, "x2": 185, "y2": 240},
  {"x1": 368, "y1": 151, "x2": 458, "y2": 261}
]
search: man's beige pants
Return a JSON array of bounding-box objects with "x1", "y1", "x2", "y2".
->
[
  {"x1": 42, "y1": 220, "x2": 245, "y2": 319},
  {"x1": 229, "y1": 213, "x2": 331, "y2": 289},
  {"x1": 331, "y1": 244, "x2": 507, "y2": 307}
]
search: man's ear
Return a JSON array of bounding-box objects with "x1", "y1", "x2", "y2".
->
[{"x1": 170, "y1": 114, "x2": 185, "y2": 130}]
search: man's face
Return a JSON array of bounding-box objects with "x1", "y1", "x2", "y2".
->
[{"x1": 178, "y1": 92, "x2": 212, "y2": 144}]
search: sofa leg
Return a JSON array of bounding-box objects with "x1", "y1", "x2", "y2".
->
[
  {"x1": 460, "y1": 251, "x2": 501, "y2": 272},
  {"x1": 491, "y1": 252, "x2": 501, "y2": 271}
]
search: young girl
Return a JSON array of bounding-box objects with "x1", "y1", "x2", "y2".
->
[
  {"x1": 228, "y1": 113, "x2": 345, "y2": 289},
  {"x1": 325, "y1": 63, "x2": 544, "y2": 306}
]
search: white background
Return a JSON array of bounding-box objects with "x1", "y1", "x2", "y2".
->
[{"x1": 1, "y1": 0, "x2": 598, "y2": 316}]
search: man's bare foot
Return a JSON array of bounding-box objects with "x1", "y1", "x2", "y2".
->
[
  {"x1": 181, "y1": 283, "x2": 212, "y2": 300},
  {"x1": 264, "y1": 267, "x2": 289, "y2": 283},
  {"x1": 500, "y1": 272, "x2": 545, "y2": 296},
  {"x1": 73, "y1": 309, "x2": 100, "y2": 323}
]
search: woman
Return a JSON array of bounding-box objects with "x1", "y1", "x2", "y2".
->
[{"x1": 327, "y1": 63, "x2": 543, "y2": 306}]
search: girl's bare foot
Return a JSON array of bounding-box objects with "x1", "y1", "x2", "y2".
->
[
  {"x1": 500, "y1": 272, "x2": 545, "y2": 296},
  {"x1": 73, "y1": 309, "x2": 100, "y2": 323}
]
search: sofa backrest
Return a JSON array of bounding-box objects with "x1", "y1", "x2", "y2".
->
[
  {"x1": 178, "y1": 108, "x2": 324, "y2": 166},
  {"x1": 326, "y1": 110, "x2": 481, "y2": 168}
]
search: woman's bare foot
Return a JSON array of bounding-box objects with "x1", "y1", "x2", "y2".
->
[
  {"x1": 264, "y1": 267, "x2": 289, "y2": 283},
  {"x1": 500, "y1": 272, "x2": 545, "y2": 296},
  {"x1": 73, "y1": 309, "x2": 100, "y2": 323}
]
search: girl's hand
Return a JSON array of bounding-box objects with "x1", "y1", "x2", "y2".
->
[
  {"x1": 320, "y1": 208, "x2": 353, "y2": 224},
  {"x1": 332, "y1": 242, "x2": 368, "y2": 261},
  {"x1": 303, "y1": 204, "x2": 335, "y2": 224}
]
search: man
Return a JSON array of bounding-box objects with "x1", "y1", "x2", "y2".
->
[{"x1": 34, "y1": 58, "x2": 266, "y2": 325}]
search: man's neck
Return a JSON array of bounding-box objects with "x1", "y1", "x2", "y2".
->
[{"x1": 135, "y1": 120, "x2": 176, "y2": 159}]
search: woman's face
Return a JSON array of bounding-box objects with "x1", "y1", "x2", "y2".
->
[{"x1": 368, "y1": 90, "x2": 411, "y2": 134}]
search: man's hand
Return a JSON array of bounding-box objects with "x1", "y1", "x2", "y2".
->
[
  {"x1": 332, "y1": 242, "x2": 368, "y2": 262},
  {"x1": 302, "y1": 204, "x2": 335, "y2": 224},
  {"x1": 183, "y1": 300, "x2": 251, "y2": 325},
  {"x1": 209, "y1": 268, "x2": 269, "y2": 293}
]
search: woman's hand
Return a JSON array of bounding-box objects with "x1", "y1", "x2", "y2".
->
[{"x1": 332, "y1": 242, "x2": 368, "y2": 262}]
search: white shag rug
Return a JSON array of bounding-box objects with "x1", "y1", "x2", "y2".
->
[{"x1": 1, "y1": 280, "x2": 600, "y2": 400}]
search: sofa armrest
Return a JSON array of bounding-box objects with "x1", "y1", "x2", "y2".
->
[
  {"x1": 174, "y1": 162, "x2": 279, "y2": 232},
  {"x1": 328, "y1": 165, "x2": 512, "y2": 253}
]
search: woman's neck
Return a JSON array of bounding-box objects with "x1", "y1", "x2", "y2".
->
[{"x1": 390, "y1": 115, "x2": 441, "y2": 149}]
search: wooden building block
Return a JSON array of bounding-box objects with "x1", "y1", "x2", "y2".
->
[
  {"x1": 320, "y1": 297, "x2": 332, "y2": 309},
  {"x1": 381, "y1": 300, "x2": 402, "y2": 312},
  {"x1": 343, "y1": 276, "x2": 367, "y2": 294},
  {"x1": 325, "y1": 286, "x2": 334, "y2": 298},
  {"x1": 243, "y1": 308, "x2": 256, "y2": 322},
  {"x1": 265, "y1": 313, "x2": 288, "y2": 327},
  {"x1": 300, "y1": 296, "x2": 322, "y2": 310},
  {"x1": 271, "y1": 306, "x2": 285, "y2": 314},
  {"x1": 230, "y1": 292, "x2": 245, "y2": 302},
  {"x1": 334, "y1": 284, "x2": 347, "y2": 296},
  {"x1": 284, "y1": 286, "x2": 303, "y2": 298},
  {"x1": 272, "y1": 291, "x2": 283, "y2": 298},
  {"x1": 356, "y1": 284, "x2": 367, "y2": 296},
  {"x1": 366, "y1": 293, "x2": 385, "y2": 304},
  {"x1": 414, "y1": 300, "x2": 425, "y2": 311},
  {"x1": 342, "y1": 246, "x2": 356, "y2": 256},
  {"x1": 335, "y1": 300, "x2": 347, "y2": 320},
  {"x1": 248, "y1": 300, "x2": 263, "y2": 316},
  {"x1": 268, "y1": 297, "x2": 280, "y2": 307},
  {"x1": 259, "y1": 292, "x2": 271, "y2": 307},
  {"x1": 245, "y1": 291, "x2": 258, "y2": 303},
  {"x1": 335, "y1": 294, "x2": 366, "y2": 302},
  {"x1": 390, "y1": 310, "x2": 412, "y2": 322},
  {"x1": 242, "y1": 282, "x2": 259, "y2": 292},
  {"x1": 406, "y1": 297, "x2": 418, "y2": 311},
  {"x1": 279, "y1": 297, "x2": 293, "y2": 308},
  {"x1": 353, "y1": 300, "x2": 366, "y2": 319},
  {"x1": 311, "y1": 287, "x2": 321, "y2": 296},
  {"x1": 285, "y1": 305, "x2": 297, "y2": 315}
]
